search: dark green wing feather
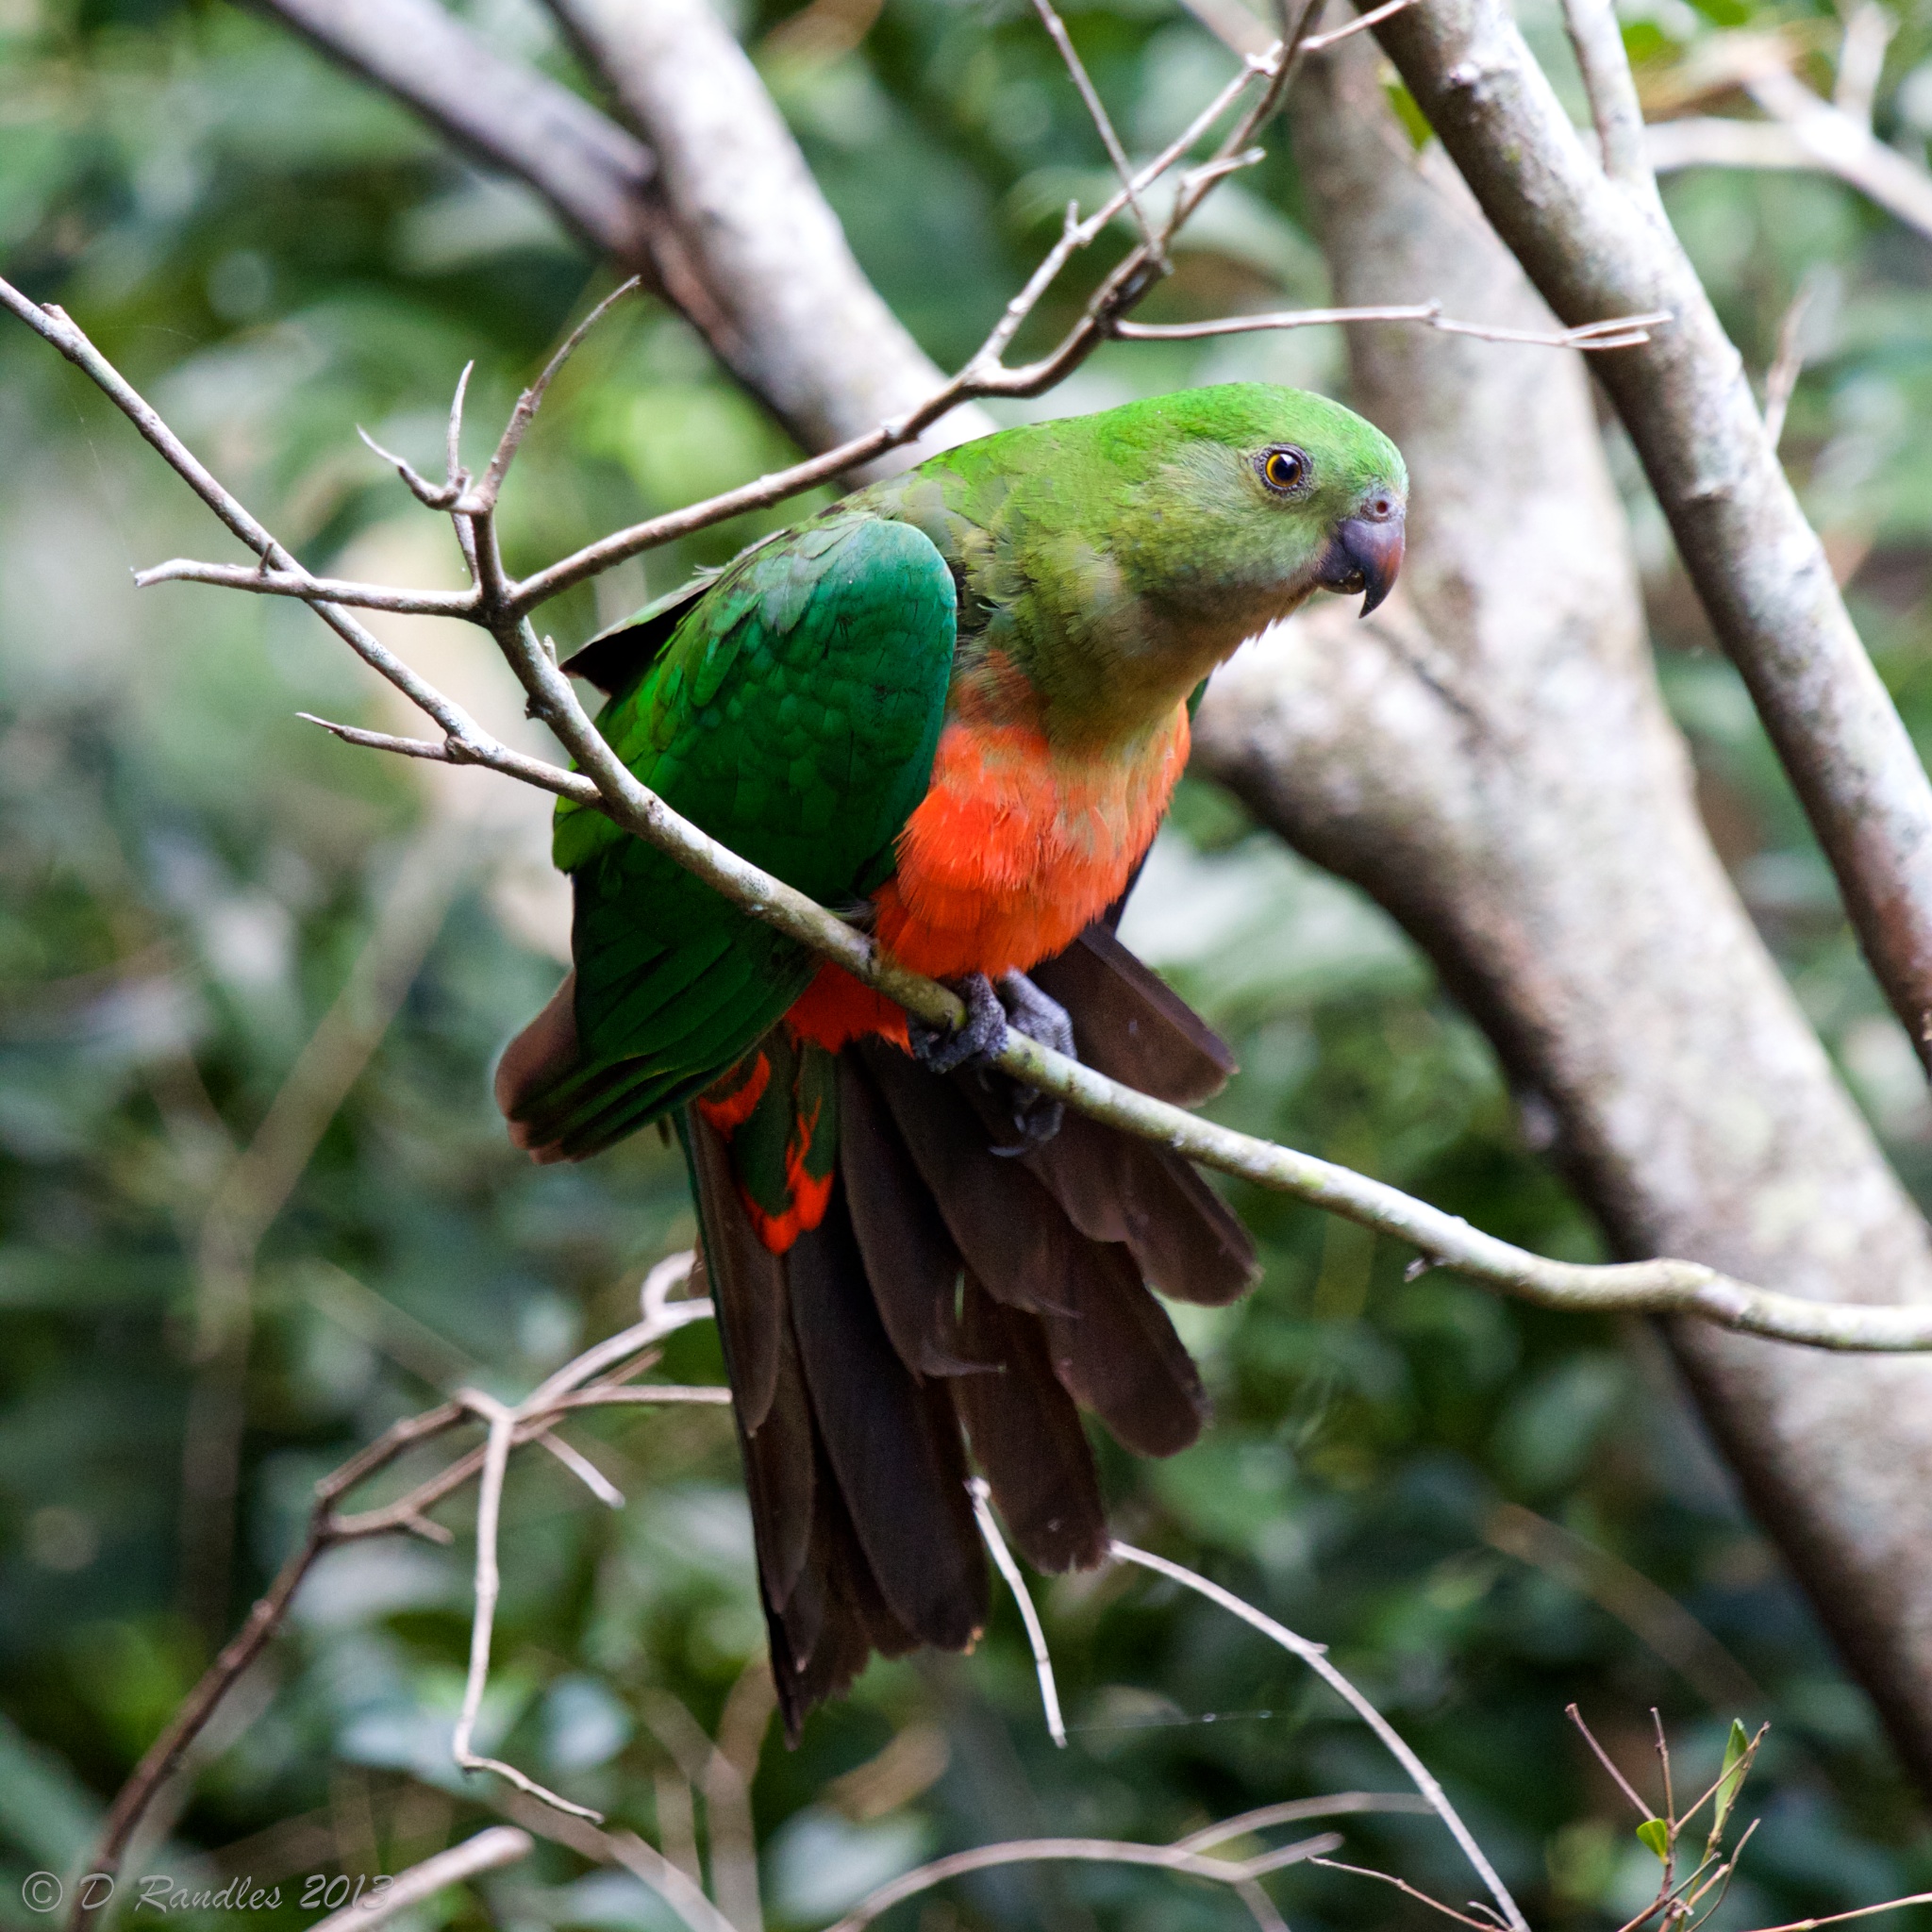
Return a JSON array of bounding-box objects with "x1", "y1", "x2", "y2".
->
[{"x1": 511, "y1": 511, "x2": 957, "y2": 1158}]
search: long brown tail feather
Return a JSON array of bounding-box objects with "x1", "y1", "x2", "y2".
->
[
  {"x1": 786, "y1": 1184, "x2": 988, "y2": 1651},
  {"x1": 1016, "y1": 1105, "x2": 1259, "y2": 1307},
  {"x1": 1029, "y1": 924, "x2": 1237, "y2": 1106},
  {"x1": 858, "y1": 1040, "x2": 1082, "y2": 1316},
  {"x1": 953, "y1": 1275, "x2": 1109, "y2": 1573},
  {"x1": 839, "y1": 1054, "x2": 988, "y2": 1375},
  {"x1": 690, "y1": 1115, "x2": 786, "y2": 1430},
  {"x1": 1041, "y1": 1241, "x2": 1208, "y2": 1458}
]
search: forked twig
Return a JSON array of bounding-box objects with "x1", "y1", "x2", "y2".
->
[{"x1": 1568, "y1": 1702, "x2": 1657, "y2": 1819}]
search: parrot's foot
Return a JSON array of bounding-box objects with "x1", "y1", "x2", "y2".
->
[
  {"x1": 991, "y1": 971, "x2": 1073, "y2": 1147},
  {"x1": 910, "y1": 972, "x2": 1074, "y2": 1146},
  {"x1": 908, "y1": 972, "x2": 1008, "y2": 1075}
]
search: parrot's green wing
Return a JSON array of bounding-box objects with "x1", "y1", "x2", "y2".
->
[{"x1": 511, "y1": 511, "x2": 958, "y2": 1158}]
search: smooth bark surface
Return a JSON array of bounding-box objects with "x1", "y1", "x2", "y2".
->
[
  {"x1": 1193, "y1": 42, "x2": 1932, "y2": 1778},
  {"x1": 544, "y1": 0, "x2": 993, "y2": 464},
  {"x1": 258, "y1": 0, "x2": 991, "y2": 469},
  {"x1": 1367, "y1": 0, "x2": 1932, "y2": 1076},
  {"x1": 258, "y1": 0, "x2": 658, "y2": 262}
]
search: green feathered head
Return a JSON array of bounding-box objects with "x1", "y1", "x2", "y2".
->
[{"x1": 882, "y1": 382, "x2": 1407, "y2": 741}]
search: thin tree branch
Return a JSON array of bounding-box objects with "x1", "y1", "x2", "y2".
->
[
  {"x1": 308, "y1": 1828, "x2": 534, "y2": 1932},
  {"x1": 1175, "y1": 1791, "x2": 1436, "y2": 1852},
  {"x1": 969, "y1": 1479, "x2": 1067, "y2": 1748},
  {"x1": 1308, "y1": 1857, "x2": 1500, "y2": 1929},
  {"x1": 1031, "y1": 0, "x2": 1165, "y2": 262},
  {"x1": 1567, "y1": 1704, "x2": 1658, "y2": 1821},
  {"x1": 825, "y1": 1829, "x2": 1343, "y2": 1931},
  {"x1": 1562, "y1": 0, "x2": 1658, "y2": 198},
  {"x1": 469, "y1": 277, "x2": 643, "y2": 514},
  {"x1": 1108, "y1": 1541, "x2": 1528, "y2": 1932},
  {"x1": 1112, "y1": 301, "x2": 1669, "y2": 347}
]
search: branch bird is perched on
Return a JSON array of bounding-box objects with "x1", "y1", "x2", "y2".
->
[{"x1": 497, "y1": 384, "x2": 1406, "y2": 1733}]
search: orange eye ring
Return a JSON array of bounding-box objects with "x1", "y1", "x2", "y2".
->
[{"x1": 1258, "y1": 446, "x2": 1308, "y2": 493}]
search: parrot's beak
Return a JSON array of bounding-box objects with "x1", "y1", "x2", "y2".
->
[{"x1": 1318, "y1": 498, "x2": 1406, "y2": 617}]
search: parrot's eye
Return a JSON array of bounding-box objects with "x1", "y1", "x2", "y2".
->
[{"x1": 1257, "y1": 446, "x2": 1309, "y2": 494}]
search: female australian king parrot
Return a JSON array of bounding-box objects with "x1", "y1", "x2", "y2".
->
[{"x1": 496, "y1": 384, "x2": 1406, "y2": 1734}]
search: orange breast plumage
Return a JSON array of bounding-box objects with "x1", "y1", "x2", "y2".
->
[{"x1": 785, "y1": 701, "x2": 1191, "y2": 1051}]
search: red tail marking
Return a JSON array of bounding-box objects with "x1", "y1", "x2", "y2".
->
[{"x1": 696, "y1": 1049, "x2": 772, "y2": 1134}]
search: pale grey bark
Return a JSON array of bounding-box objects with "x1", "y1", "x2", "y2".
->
[
  {"x1": 258, "y1": 0, "x2": 991, "y2": 466},
  {"x1": 1367, "y1": 0, "x2": 1932, "y2": 1078},
  {"x1": 543, "y1": 0, "x2": 992, "y2": 464},
  {"x1": 1192, "y1": 40, "x2": 1932, "y2": 1779},
  {"x1": 257, "y1": 0, "x2": 658, "y2": 261}
]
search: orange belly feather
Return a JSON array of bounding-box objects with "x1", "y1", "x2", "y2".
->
[{"x1": 785, "y1": 702, "x2": 1191, "y2": 1052}]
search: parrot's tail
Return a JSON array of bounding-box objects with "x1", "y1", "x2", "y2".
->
[{"x1": 685, "y1": 924, "x2": 1260, "y2": 1740}]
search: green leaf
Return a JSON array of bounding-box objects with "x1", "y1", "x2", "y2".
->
[
  {"x1": 1713, "y1": 1719, "x2": 1752, "y2": 1836},
  {"x1": 1638, "y1": 1818, "x2": 1672, "y2": 1860}
]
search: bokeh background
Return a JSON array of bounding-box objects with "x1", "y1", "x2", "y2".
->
[{"x1": 5, "y1": 0, "x2": 1932, "y2": 1926}]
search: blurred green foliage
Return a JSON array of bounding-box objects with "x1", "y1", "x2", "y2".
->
[{"x1": 4, "y1": 0, "x2": 1932, "y2": 1927}]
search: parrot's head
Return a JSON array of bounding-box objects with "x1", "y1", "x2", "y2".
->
[
  {"x1": 983, "y1": 382, "x2": 1409, "y2": 740},
  {"x1": 1105, "y1": 382, "x2": 1407, "y2": 625},
  {"x1": 895, "y1": 383, "x2": 1407, "y2": 741}
]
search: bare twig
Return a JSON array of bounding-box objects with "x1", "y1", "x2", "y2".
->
[
  {"x1": 1567, "y1": 1704, "x2": 1657, "y2": 1820},
  {"x1": 492, "y1": 1787, "x2": 743, "y2": 1932},
  {"x1": 1309, "y1": 1857, "x2": 1500, "y2": 1928},
  {"x1": 1031, "y1": 0, "x2": 1165, "y2": 262},
  {"x1": 1108, "y1": 1541, "x2": 1528, "y2": 1932},
  {"x1": 308, "y1": 1827, "x2": 534, "y2": 1932},
  {"x1": 1176, "y1": 1791, "x2": 1435, "y2": 1851},
  {"x1": 1113, "y1": 301, "x2": 1670, "y2": 349},
  {"x1": 969, "y1": 1478, "x2": 1066, "y2": 1748},
  {"x1": 452, "y1": 1392, "x2": 603, "y2": 1821},
  {"x1": 468, "y1": 277, "x2": 642, "y2": 513},
  {"x1": 1303, "y1": 0, "x2": 1417, "y2": 51},
  {"x1": 825, "y1": 1829, "x2": 1342, "y2": 1931}
]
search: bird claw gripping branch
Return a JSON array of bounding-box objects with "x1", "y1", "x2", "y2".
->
[{"x1": 907, "y1": 970, "x2": 1010, "y2": 1076}]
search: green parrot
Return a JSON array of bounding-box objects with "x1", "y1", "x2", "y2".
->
[{"x1": 497, "y1": 383, "x2": 1407, "y2": 1732}]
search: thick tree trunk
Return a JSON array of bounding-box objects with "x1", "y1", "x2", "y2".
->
[
  {"x1": 1364, "y1": 0, "x2": 1932, "y2": 1074},
  {"x1": 1192, "y1": 40, "x2": 1932, "y2": 1782}
]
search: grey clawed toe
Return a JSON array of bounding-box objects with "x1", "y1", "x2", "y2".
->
[{"x1": 908, "y1": 971, "x2": 1008, "y2": 1075}]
